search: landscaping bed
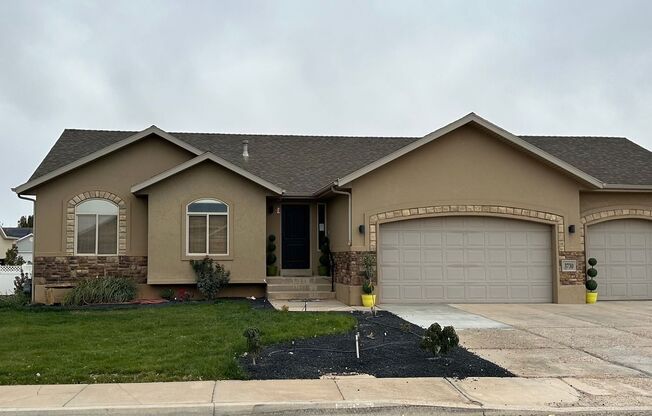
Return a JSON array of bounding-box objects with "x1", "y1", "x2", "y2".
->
[{"x1": 241, "y1": 311, "x2": 513, "y2": 379}]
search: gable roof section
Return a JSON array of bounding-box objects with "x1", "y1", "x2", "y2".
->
[
  {"x1": 14, "y1": 126, "x2": 203, "y2": 194},
  {"x1": 14, "y1": 114, "x2": 652, "y2": 196},
  {"x1": 334, "y1": 113, "x2": 604, "y2": 189},
  {"x1": 131, "y1": 153, "x2": 284, "y2": 195},
  {"x1": 1, "y1": 227, "x2": 32, "y2": 239}
]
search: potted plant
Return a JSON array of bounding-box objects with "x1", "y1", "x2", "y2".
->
[
  {"x1": 318, "y1": 237, "x2": 331, "y2": 276},
  {"x1": 586, "y1": 257, "x2": 598, "y2": 304},
  {"x1": 361, "y1": 253, "x2": 376, "y2": 307},
  {"x1": 266, "y1": 234, "x2": 278, "y2": 276}
]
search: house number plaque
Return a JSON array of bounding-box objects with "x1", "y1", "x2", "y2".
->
[{"x1": 561, "y1": 260, "x2": 577, "y2": 272}]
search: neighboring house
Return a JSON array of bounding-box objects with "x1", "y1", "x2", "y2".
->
[
  {"x1": 12, "y1": 113, "x2": 652, "y2": 305},
  {"x1": 16, "y1": 233, "x2": 34, "y2": 264},
  {"x1": 0, "y1": 227, "x2": 32, "y2": 264}
]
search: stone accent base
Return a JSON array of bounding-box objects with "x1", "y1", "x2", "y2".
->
[
  {"x1": 34, "y1": 256, "x2": 147, "y2": 285},
  {"x1": 332, "y1": 251, "x2": 375, "y2": 286},
  {"x1": 559, "y1": 251, "x2": 586, "y2": 285}
]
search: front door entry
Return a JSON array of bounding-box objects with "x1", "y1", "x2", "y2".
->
[{"x1": 281, "y1": 204, "x2": 310, "y2": 269}]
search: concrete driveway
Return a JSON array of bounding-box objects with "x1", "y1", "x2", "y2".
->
[{"x1": 451, "y1": 301, "x2": 652, "y2": 378}]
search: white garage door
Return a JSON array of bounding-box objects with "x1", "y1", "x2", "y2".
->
[
  {"x1": 378, "y1": 216, "x2": 553, "y2": 303},
  {"x1": 586, "y1": 219, "x2": 652, "y2": 300}
]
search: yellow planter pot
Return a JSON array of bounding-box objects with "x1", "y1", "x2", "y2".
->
[
  {"x1": 586, "y1": 292, "x2": 598, "y2": 304},
  {"x1": 361, "y1": 294, "x2": 376, "y2": 307}
]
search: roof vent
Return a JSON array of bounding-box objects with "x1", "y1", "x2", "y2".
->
[{"x1": 242, "y1": 139, "x2": 249, "y2": 159}]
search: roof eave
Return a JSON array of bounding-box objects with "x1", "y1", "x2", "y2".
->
[
  {"x1": 13, "y1": 126, "x2": 203, "y2": 195},
  {"x1": 336, "y1": 113, "x2": 605, "y2": 189},
  {"x1": 130, "y1": 153, "x2": 284, "y2": 195}
]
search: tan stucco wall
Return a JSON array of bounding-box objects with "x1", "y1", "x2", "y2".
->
[
  {"x1": 348, "y1": 125, "x2": 586, "y2": 252},
  {"x1": 29, "y1": 135, "x2": 194, "y2": 256},
  {"x1": 141, "y1": 161, "x2": 272, "y2": 284},
  {"x1": 326, "y1": 194, "x2": 350, "y2": 252},
  {"x1": 580, "y1": 191, "x2": 652, "y2": 215}
]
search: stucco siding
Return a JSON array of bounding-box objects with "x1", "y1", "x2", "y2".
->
[
  {"x1": 348, "y1": 125, "x2": 586, "y2": 252},
  {"x1": 580, "y1": 191, "x2": 652, "y2": 216},
  {"x1": 142, "y1": 161, "x2": 272, "y2": 284},
  {"x1": 29, "y1": 135, "x2": 195, "y2": 257}
]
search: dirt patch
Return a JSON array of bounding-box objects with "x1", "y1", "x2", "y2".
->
[{"x1": 242, "y1": 311, "x2": 514, "y2": 379}]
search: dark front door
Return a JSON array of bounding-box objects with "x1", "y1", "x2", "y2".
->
[{"x1": 282, "y1": 204, "x2": 310, "y2": 269}]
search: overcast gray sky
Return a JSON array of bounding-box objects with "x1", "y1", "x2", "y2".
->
[{"x1": 1, "y1": 0, "x2": 652, "y2": 226}]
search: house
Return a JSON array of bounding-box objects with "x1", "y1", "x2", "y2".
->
[
  {"x1": 13, "y1": 113, "x2": 652, "y2": 305},
  {"x1": 16, "y1": 233, "x2": 34, "y2": 264},
  {"x1": 0, "y1": 227, "x2": 32, "y2": 264}
]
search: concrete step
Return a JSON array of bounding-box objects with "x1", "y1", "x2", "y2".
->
[
  {"x1": 267, "y1": 283, "x2": 333, "y2": 292},
  {"x1": 266, "y1": 276, "x2": 332, "y2": 285},
  {"x1": 266, "y1": 291, "x2": 336, "y2": 300}
]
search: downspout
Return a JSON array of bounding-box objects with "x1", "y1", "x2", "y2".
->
[
  {"x1": 330, "y1": 185, "x2": 352, "y2": 246},
  {"x1": 16, "y1": 193, "x2": 36, "y2": 303}
]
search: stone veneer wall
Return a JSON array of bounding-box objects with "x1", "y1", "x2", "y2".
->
[
  {"x1": 332, "y1": 251, "x2": 375, "y2": 286},
  {"x1": 337, "y1": 204, "x2": 590, "y2": 290},
  {"x1": 34, "y1": 256, "x2": 147, "y2": 285},
  {"x1": 66, "y1": 191, "x2": 127, "y2": 255}
]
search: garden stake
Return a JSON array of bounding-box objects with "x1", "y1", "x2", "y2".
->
[{"x1": 355, "y1": 332, "x2": 360, "y2": 359}]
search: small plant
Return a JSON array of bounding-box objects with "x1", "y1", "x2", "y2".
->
[
  {"x1": 586, "y1": 258, "x2": 598, "y2": 292},
  {"x1": 420, "y1": 323, "x2": 459, "y2": 356},
  {"x1": 160, "y1": 288, "x2": 175, "y2": 301},
  {"x1": 280, "y1": 304, "x2": 290, "y2": 312},
  {"x1": 362, "y1": 279, "x2": 374, "y2": 295},
  {"x1": 62, "y1": 276, "x2": 137, "y2": 306},
  {"x1": 243, "y1": 327, "x2": 262, "y2": 365},
  {"x1": 266, "y1": 235, "x2": 278, "y2": 276},
  {"x1": 361, "y1": 253, "x2": 376, "y2": 294},
  {"x1": 191, "y1": 257, "x2": 230, "y2": 300},
  {"x1": 318, "y1": 237, "x2": 331, "y2": 276},
  {"x1": 13, "y1": 269, "x2": 30, "y2": 296}
]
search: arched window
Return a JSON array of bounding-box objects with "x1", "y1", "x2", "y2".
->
[
  {"x1": 187, "y1": 199, "x2": 229, "y2": 255},
  {"x1": 75, "y1": 199, "x2": 119, "y2": 255}
]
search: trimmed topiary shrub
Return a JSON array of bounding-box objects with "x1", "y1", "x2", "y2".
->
[
  {"x1": 318, "y1": 236, "x2": 331, "y2": 276},
  {"x1": 420, "y1": 323, "x2": 459, "y2": 356},
  {"x1": 266, "y1": 235, "x2": 278, "y2": 276},
  {"x1": 62, "y1": 276, "x2": 137, "y2": 306},
  {"x1": 586, "y1": 257, "x2": 598, "y2": 292}
]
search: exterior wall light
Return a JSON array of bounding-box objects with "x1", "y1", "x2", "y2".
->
[
  {"x1": 568, "y1": 224, "x2": 576, "y2": 234},
  {"x1": 358, "y1": 224, "x2": 365, "y2": 234}
]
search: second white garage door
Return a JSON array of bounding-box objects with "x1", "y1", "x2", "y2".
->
[
  {"x1": 378, "y1": 216, "x2": 553, "y2": 303},
  {"x1": 586, "y1": 219, "x2": 652, "y2": 300}
]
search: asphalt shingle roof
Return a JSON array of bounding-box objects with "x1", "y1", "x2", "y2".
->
[
  {"x1": 2, "y1": 228, "x2": 33, "y2": 239},
  {"x1": 28, "y1": 128, "x2": 652, "y2": 194}
]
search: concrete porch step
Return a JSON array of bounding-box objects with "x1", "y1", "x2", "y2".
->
[
  {"x1": 266, "y1": 276, "x2": 332, "y2": 285},
  {"x1": 267, "y1": 291, "x2": 336, "y2": 300},
  {"x1": 267, "y1": 283, "x2": 333, "y2": 292}
]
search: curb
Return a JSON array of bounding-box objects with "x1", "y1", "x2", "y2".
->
[{"x1": 2, "y1": 401, "x2": 652, "y2": 416}]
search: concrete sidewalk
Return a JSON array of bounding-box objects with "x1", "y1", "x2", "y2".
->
[{"x1": 0, "y1": 376, "x2": 651, "y2": 415}]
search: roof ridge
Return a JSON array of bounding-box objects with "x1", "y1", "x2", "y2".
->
[
  {"x1": 61, "y1": 128, "x2": 418, "y2": 140},
  {"x1": 520, "y1": 134, "x2": 627, "y2": 139}
]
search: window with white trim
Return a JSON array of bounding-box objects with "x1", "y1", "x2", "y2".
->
[
  {"x1": 75, "y1": 199, "x2": 119, "y2": 255},
  {"x1": 187, "y1": 199, "x2": 229, "y2": 255}
]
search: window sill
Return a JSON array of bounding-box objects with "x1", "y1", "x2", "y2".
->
[{"x1": 182, "y1": 254, "x2": 233, "y2": 262}]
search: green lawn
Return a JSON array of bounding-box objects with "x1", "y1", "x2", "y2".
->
[{"x1": 0, "y1": 301, "x2": 355, "y2": 385}]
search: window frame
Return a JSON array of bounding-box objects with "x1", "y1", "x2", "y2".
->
[
  {"x1": 74, "y1": 199, "x2": 119, "y2": 256},
  {"x1": 185, "y1": 198, "x2": 230, "y2": 257}
]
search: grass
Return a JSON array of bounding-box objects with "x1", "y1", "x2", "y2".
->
[{"x1": 0, "y1": 301, "x2": 355, "y2": 385}]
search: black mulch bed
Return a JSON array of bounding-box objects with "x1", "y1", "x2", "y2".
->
[{"x1": 241, "y1": 310, "x2": 514, "y2": 379}]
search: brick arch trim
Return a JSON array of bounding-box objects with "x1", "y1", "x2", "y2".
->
[
  {"x1": 580, "y1": 207, "x2": 652, "y2": 242},
  {"x1": 367, "y1": 204, "x2": 566, "y2": 251},
  {"x1": 66, "y1": 191, "x2": 127, "y2": 255}
]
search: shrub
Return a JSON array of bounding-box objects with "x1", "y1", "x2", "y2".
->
[
  {"x1": 362, "y1": 279, "x2": 374, "y2": 295},
  {"x1": 13, "y1": 269, "x2": 30, "y2": 295},
  {"x1": 160, "y1": 288, "x2": 175, "y2": 301},
  {"x1": 586, "y1": 257, "x2": 598, "y2": 292},
  {"x1": 318, "y1": 236, "x2": 332, "y2": 276},
  {"x1": 62, "y1": 276, "x2": 137, "y2": 306},
  {"x1": 191, "y1": 257, "x2": 230, "y2": 300},
  {"x1": 266, "y1": 234, "x2": 278, "y2": 276},
  {"x1": 280, "y1": 304, "x2": 290, "y2": 312},
  {"x1": 243, "y1": 327, "x2": 262, "y2": 365},
  {"x1": 0, "y1": 293, "x2": 29, "y2": 309},
  {"x1": 420, "y1": 323, "x2": 459, "y2": 356}
]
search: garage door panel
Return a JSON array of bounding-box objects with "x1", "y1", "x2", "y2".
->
[
  {"x1": 379, "y1": 216, "x2": 553, "y2": 303},
  {"x1": 587, "y1": 219, "x2": 652, "y2": 300}
]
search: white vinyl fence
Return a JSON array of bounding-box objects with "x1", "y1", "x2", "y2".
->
[{"x1": 0, "y1": 265, "x2": 32, "y2": 295}]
